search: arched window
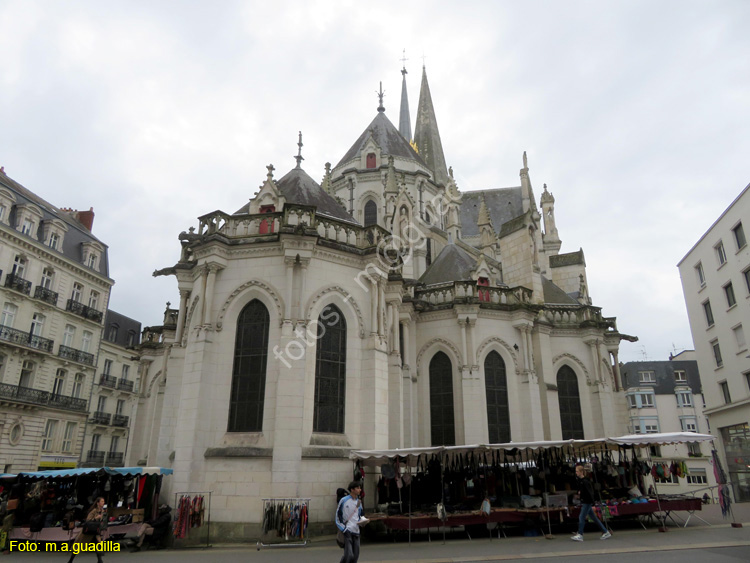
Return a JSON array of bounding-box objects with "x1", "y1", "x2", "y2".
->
[
  {"x1": 425, "y1": 238, "x2": 432, "y2": 267},
  {"x1": 429, "y1": 351, "x2": 455, "y2": 445},
  {"x1": 485, "y1": 351, "x2": 510, "y2": 443},
  {"x1": 228, "y1": 300, "x2": 270, "y2": 432},
  {"x1": 313, "y1": 304, "x2": 347, "y2": 433},
  {"x1": 259, "y1": 205, "x2": 275, "y2": 234},
  {"x1": 366, "y1": 153, "x2": 377, "y2": 169},
  {"x1": 364, "y1": 200, "x2": 377, "y2": 227},
  {"x1": 557, "y1": 365, "x2": 584, "y2": 439}
]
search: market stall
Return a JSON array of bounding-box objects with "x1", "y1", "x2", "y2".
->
[
  {"x1": 350, "y1": 433, "x2": 715, "y2": 538},
  {"x1": 1, "y1": 466, "x2": 173, "y2": 543}
]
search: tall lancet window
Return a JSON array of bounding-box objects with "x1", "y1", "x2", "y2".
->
[
  {"x1": 364, "y1": 200, "x2": 377, "y2": 227},
  {"x1": 557, "y1": 365, "x2": 584, "y2": 439},
  {"x1": 228, "y1": 300, "x2": 270, "y2": 432},
  {"x1": 429, "y1": 351, "x2": 455, "y2": 445},
  {"x1": 313, "y1": 304, "x2": 347, "y2": 433},
  {"x1": 484, "y1": 351, "x2": 510, "y2": 443}
]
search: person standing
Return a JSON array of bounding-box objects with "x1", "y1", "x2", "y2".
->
[
  {"x1": 335, "y1": 481, "x2": 363, "y2": 563},
  {"x1": 66, "y1": 497, "x2": 105, "y2": 563},
  {"x1": 571, "y1": 465, "x2": 611, "y2": 541}
]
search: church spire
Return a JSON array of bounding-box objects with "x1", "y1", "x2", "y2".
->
[
  {"x1": 414, "y1": 65, "x2": 449, "y2": 186},
  {"x1": 398, "y1": 50, "x2": 412, "y2": 142}
]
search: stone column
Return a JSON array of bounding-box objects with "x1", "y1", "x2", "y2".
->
[
  {"x1": 175, "y1": 289, "x2": 190, "y2": 344},
  {"x1": 202, "y1": 264, "x2": 220, "y2": 326},
  {"x1": 284, "y1": 258, "x2": 295, "y2": 334},
  {"x1": 370, "y1": 278, "x2": 379, "y2": 335}
]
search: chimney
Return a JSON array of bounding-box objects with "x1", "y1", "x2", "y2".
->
[{"x1": 76, "y1": 208, "x2": 95, "y2": 231}]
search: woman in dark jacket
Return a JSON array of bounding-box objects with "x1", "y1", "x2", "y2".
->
[
  {"x1": 571, "y1": 465, "x2": 611, "y2": 541},
  {"x1": 66, "y1": 497, "x2": 105, "y2": 563}
]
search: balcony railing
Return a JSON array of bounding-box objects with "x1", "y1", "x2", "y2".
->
[
  {"x1": 0, "y1": 382, "x2": 87, "y2": 412},
  {"x1": 58, "y1": 344, "x2": 95, "y2": 366},
  {"x1": 0, "y1": 325, "x2": 54, "y2": 353},
  {"x1": 90, "y1": 411, "x2": 111, "y2": 425},
  {"x1": 66, "y1": 299, "x2": 104, "y2": 323},
  {"x1": 34, "y1": 285, "x2": 59, "y2": 306},
  {"x1": 5, "y1": 273, "x2": 31, "y2": 295},
  {"x1": 107, "y1": 452, "x2": 124, "y2": 467},
  {"x1": 99, "y1": 374, "x2": 117, "y2": 388},
  {"x1": 86, "y1": 450, "x2": 105, "y2": 464},
  {"x1": 117, "y1": 379, "x2": 134, "y2": 392},
  {"x1": 111, "y1": 414, "x2": 129, "y2": 427}
]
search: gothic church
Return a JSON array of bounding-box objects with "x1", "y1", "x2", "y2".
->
[{"x1": 132, "y1": 65, "x2": 635, "y2": 535}]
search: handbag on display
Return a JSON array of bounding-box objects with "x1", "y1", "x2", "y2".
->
[{"x1": 82, "y1": 520, "x2": 100, "y2": 535}]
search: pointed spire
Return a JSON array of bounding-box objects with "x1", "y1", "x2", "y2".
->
[
  {"x1": 414, "y1": 66, "x2": 449, "y2": 186},
  {"x1": 399, "y1": 50, "x2": 412, "y2": 141},
  {"x1": 477, "y1": 193, "x2": 493, "y2": 228},
  {"x1": 294, "y1": 131, "x2": 304, "y2": 168}
]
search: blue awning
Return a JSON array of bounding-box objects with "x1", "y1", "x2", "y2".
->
[{"x1": 11, "y1": 467, "x2": 173, "y2": 480}]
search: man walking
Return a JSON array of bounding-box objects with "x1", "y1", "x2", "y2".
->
[
  {"x1": 335, "y1": 481, "x2": 363, "y2": 563},
  {"x1": 571, "y1": 464, "x2": 611, "y2": 541}
]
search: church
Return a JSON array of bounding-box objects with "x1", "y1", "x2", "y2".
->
[{"x1": 131, "y1": 65, "x2": 636, "y2": 537}]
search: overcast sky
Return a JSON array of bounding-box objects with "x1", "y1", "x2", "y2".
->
[{"x1": 1, "y1": 0, "x2": 748, "y2": 363}]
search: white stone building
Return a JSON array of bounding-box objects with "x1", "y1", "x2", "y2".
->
[
  {"x1": 620, "y1": 353, "x2": 717, "y2": 497},
  {"x1": 132, "y1": 67, "x2": 636, "y2": 536},
  {"x1": 81, "y1": 310, "x2": 142, "y2": 468},
  {"x1": 678, "y1": 182, "x2": 750, "y2": 501},
  {"x1": 0, "y1": 169, "x2": 111, "y2": 473}
]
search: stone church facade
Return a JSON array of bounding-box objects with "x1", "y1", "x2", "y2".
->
[{"x1": 131, "y1": 67, "x2": 636, "y2": 535}]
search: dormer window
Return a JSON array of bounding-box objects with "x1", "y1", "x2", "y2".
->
[
  {"x1": 259, "y1": 205, "x2": 276, "y2": 234},
  {"x1": 43, "y1": 219, "x2": 68, "y2": 251},
  {"x1": 366, "y1": 153, "x2": 377, "y2": 169},
  {"x1": 0, "y1": 188, "x2": 15, "y2": 226},
  {"x1": 14, "y1": 203, "x2": 43, "y2": 239},
  {"x1": 478, "y1": 276, "x2": 490, "y2": 302},
  {"x1": 81, "y1": 241, "x2": 103, "y2": 271},
  {"x1": 21, "y1": 218, "x2": 34, "y2": 235}
]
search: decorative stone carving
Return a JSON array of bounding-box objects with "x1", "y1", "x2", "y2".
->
[
  {"x1": 305, "y1": 285, "x2": 366, "y2": 338},
  {"x1": 552, "y1": 353, "x2": 592, "y2": 385},
  {"x1": 416, "y1": 337, "x2": 463, "y2": 373},
  {"x1": 215, "y1": 280, "x2": 284, "y2": 331},
  {"x1": 475, "y1": 336, "x2": 521, "y2": 375}
]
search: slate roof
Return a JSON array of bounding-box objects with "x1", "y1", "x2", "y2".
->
[
  {"x1": 419, "y1": 243, "x2": 477, "y2": 285},
  {"x1": 542, "y1": 276, "x2": 579, "y2": 305},
  {"x1": 620, "y1": 360, "x2": 702, "y2": 395},
  {"x1": 413, "y1": 67, "x2": 450, "y2": 187},
  {"x1": 103, "y1": 309, "x2": 142, "y2": 347},
  {"x1": 460, "y1": 188, "x2": 523, "y2": 238},
  {"x1": 0, "y1": 170, "x2": 110, "y2": 277},
  {"x1": 236, "y1": 166, "x2": 358, "y2": 224},
  {"x1": 336, "y1": 112, "x2": 426, "y2": 169}
]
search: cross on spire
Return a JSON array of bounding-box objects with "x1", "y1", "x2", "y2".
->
[
  {"x1": 294, "y1": 131, "x2": 304, "y2": 168},
  {"x1": 377, "y1": 81, "x2": 385, "y2": 113},
  {"x1": 421, "y1": 52, "x2": 427, "y2": 68},
  {"x1": 400, "y1": 49, "x2": 408, "y2": 75}
]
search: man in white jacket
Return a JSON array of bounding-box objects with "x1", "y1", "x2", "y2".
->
[{"x1": 335, "y1": 481, "x2": 363, "y2": 563}]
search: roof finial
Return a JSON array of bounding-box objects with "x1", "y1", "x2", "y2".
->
[
  {"x1": 266, "y1": 164, "x2": 275, "y2": 181},
  {"x1": 294, "y1": 131, "x2": 304, "y2": 168},
  {"x1": 377, "y1": 81, "x2": 385, "y2": 113},
  {"x1": 522, "y1": 151, "x2": 528, "y2": 169},
  {"x1": 400, "y1": 49, "x2": 408, "y2": 76},
  {"x1": 421, "y1": 52, "x2": 427, "y2": 69}
]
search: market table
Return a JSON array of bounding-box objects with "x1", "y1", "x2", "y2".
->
[
  {"x1": 371, "y1": 506, "x2": 569, "y2": 531},
  {"x1": 9, "y1": 522, "x2": 141, "y2": 542}
]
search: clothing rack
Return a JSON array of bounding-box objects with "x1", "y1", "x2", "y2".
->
[
  {"x1": 256, "y1": 497, "x2": 310, "y2": 550},
  {"x1": 173, "y1": 490, "x2": 212, "y2": 548}
]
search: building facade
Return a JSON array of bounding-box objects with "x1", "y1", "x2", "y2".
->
[
  {"x1": 0, "y1": 169, "x2": 112, "y2": 473},
  {"x1": 621, "y1": 353, "x2": 717, "y2": 497},
  {"x1": 81, "y1": 310, "x2": 141, "y2": 468},
  {"x1": 131, "y1": 67, "x2": 636, "y2": 535},
  {"x1": 678, "y1": 183, "x2": 750, "y2": 501}
]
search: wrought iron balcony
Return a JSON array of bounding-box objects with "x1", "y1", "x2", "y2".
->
[
  {"x1": 66, "y1": 299, "x2": 104, "y2": 323},
  {"x1": 28, "y1": 333, "x2": 54, "y2": 353},
  {"x1": 5, "y1": 273, "x2": 31, "y2": 295},
  {"x1": 99, "y1": 374, "x2": 117, "y2": 388},
  {"x1": 86, "y1": 450, "x2": 105, "y2": 464},
  {"x1": 111, "y1": 414, "x2": 129, "y2": 427},
  {"x1": 49, "y1": 393, "x2": 88, "y2": 412},
  {"x1": 117, "y1": 379, "x2": 134, "y2": 392},
  {"x1": 0, "y1": 382, "x2": 87, "y2": 412},
  {"x1": 34, "y1": 285, "x2": 59, "y2": 306},
  {"x1": 107, "y1": 452, "x2": 124, "y2": 467},
  {"x1": 0, "y1": 325, "x2": 55, "y2": 353},
  {"x1": 90, "y1": 411, "x2": 111, "y2": 425},
  {"x1": 58, "y1": 344, "x2": 95, "y2": 366}
]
